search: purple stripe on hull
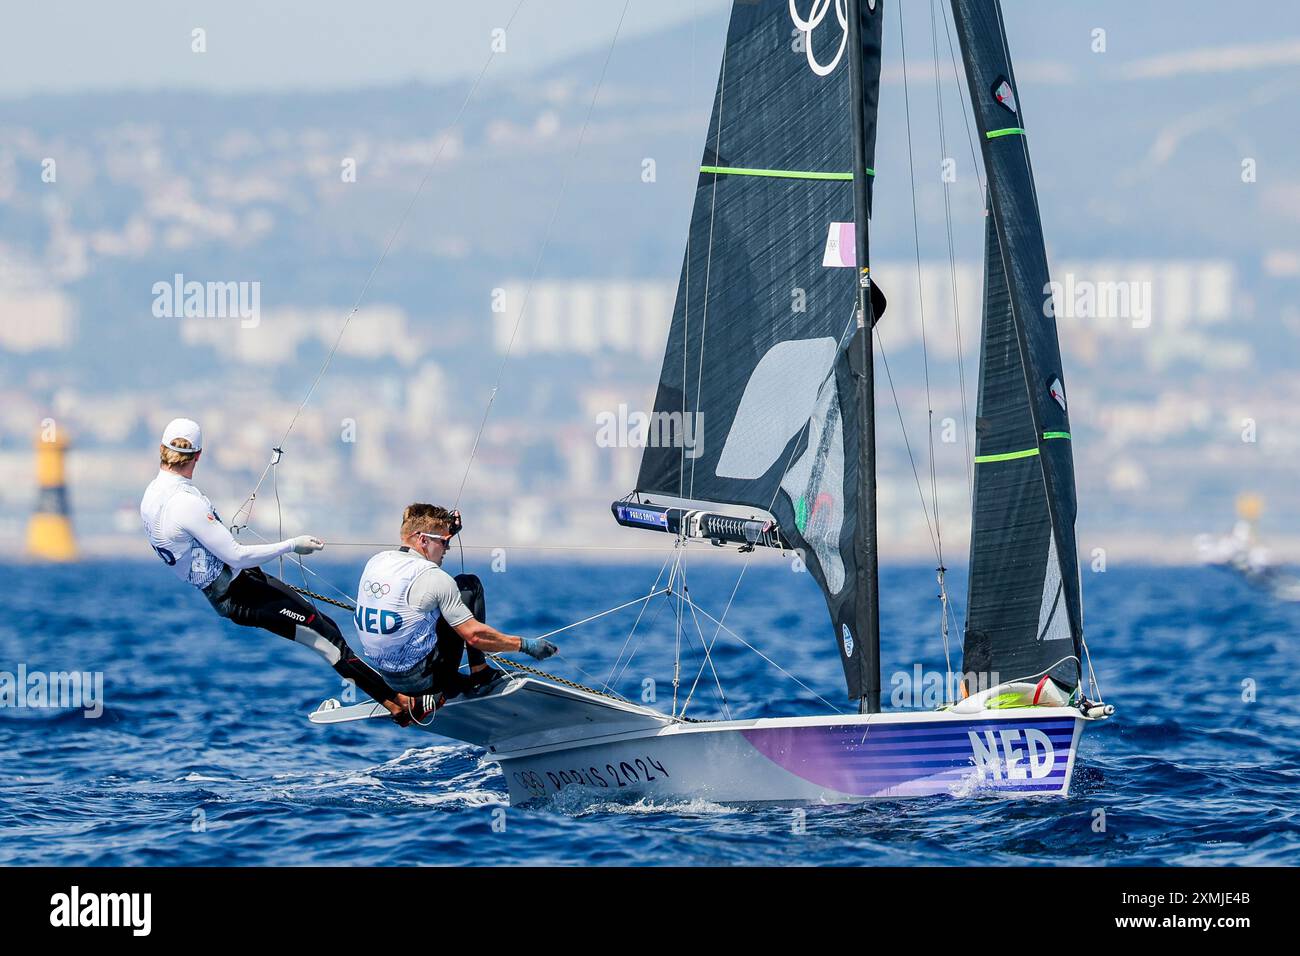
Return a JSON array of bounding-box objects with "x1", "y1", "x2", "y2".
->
[
  {"x1": 784, "y1": 729, "x2": 1077, "y2": 756},
  {"x1": 860, "y1": 719, "x2": 1077, "y2": 741},
  {"x1": 740, "y1": 715, "x2": 1078, "y2": 798}
]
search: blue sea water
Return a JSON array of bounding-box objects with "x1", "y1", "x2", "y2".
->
[{"x1": 1, "y1": 557, "x2": 1296, "y2": 866}]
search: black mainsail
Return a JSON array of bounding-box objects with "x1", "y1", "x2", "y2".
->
[
  {"x1": 629, "y1": 0, "x2": 885, "y2": 702},
  {"x1": 951, "y1": 1, "x2": 1084, "y2": 690}
]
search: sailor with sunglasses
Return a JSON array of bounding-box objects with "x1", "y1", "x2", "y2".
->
[{"x1": 353, "y1": 502, "x2": 557, "y2": 722}]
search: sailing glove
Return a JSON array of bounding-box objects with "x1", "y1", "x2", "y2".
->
[
  {"x1": 520, "y1": 637, "x2": 558, "y2": 661},
  {"x1": 290, "y1": 535, "x2": 326, "y2": 555}
]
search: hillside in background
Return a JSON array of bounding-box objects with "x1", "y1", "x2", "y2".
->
[{"x1": 1, "y1": 2, "x2": 1298, "y2": 561}]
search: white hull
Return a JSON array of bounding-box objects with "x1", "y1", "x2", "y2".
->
[
  {"x1": 495, "y1": 709, "x2": 1086, "y2": 806},
  {"x1": 312, "y1": 677, "x2": 1091, "y2": 806}
]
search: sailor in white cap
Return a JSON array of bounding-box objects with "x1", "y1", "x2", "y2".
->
[{"x1": 140, "y1": 418, "x2": 413, "y2": 722}]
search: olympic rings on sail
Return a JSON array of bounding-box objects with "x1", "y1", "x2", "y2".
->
[{"x1": 789, "y1": 0, "x2": 848, "y2": 76}]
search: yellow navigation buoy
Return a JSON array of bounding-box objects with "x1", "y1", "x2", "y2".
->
[
  {"x1": 1236, "y1": 494, "x2": 1263, "y2": 523},
  {"x1": 25, "y1": 425, "x2": 78, "y2": 562}
]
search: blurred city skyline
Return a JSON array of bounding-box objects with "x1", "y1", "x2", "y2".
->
[{"x1": 2, "y1": 1, "x2": 1299, "y2": 564}]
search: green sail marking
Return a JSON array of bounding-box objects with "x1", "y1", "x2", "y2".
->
[
  {"x1": 974, "y1": 447, "x2": 1039, "y2": 464},
  {"x1": 699, "y1": 165, "x2": 869, "y2": 180},
  {"x1": 794, "y1": 497, "x2": 809, "y2": 532},
  {"x1": 974, "y1": 431, "x2": 1071, "y2": 464},
  {"x1": 985, "y1": 127, "x2": 1026, "y2": 139}
]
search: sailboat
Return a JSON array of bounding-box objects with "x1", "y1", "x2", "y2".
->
[
  {"x1": 1196, "y1": 495, "x2": 1300, "y2": 603},
  {"x1": 311, "y1": 0, "x2": 1112, "y2": 805}
]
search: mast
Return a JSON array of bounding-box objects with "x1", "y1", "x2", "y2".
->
[{"x1": 847, "y1": 0, "x2": 881, "y2": 714}]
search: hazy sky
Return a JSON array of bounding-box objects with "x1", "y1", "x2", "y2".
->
[
  {"x1": 0, "y1": 0, "x2": 733, "y2": 97},
  {"x1": 7, "y1": 1, "x2": 1300, "y2": 98}
]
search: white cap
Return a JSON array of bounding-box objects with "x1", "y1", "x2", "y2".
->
[{"x1": 161, "y1": 418, "x2": 203, "y2": 453}]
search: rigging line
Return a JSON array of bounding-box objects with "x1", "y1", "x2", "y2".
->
[
  {"x1": 453, "y1": 0, "x2": 633, "y2": 511},
  {"x1": 260, "y1": 443, "x2": 319, "y2": 614},
  {"x1": 277, "y1": 594, "x2": 629, "y2": 709},
  {"x1": 271, "y1": 461, "x2": 319, "y2": 619},
  {"x1": 250, "y1": 526, "x2": 676, "y2": 641},
  {"x1": 1081, "y1": 631, "x2": 1104, "y2": 701},
  {"x1": 293, "y1": 541, "x2": 731, "y2": 554},
  {"x1": 930, "y1": 0, "x2": 974, "y2": 502},
  {"x1": 687, "y1": 596, "x2": 844, "y2": 716},
  {"x1": 926, "y1": 0, "x2": 966, "y2": 693},
  {"x1": 874, "y1": 329, "x2": 940, "y2": 563},
  {"x1": 241, "y1": 526, "x2": 360, "y2": 608},
  {"x1": 937, "y1": 569, "x2": 955, "y2": 705},
  {"x1": 677, "y1": 554, "x2": 739, "y2": 719},
  {"x1": 274, "y1": 453, "x2": 284, "y2": 579},
  {"x1": 272, "y1": 457, "x2": 321, "y2": 617},
  {"x1": 232, "y1": 0, "x2": 527, "y2": 528},
  {"x1": 680, "y1": 593, "x2": 731, "y2": 720},
  {"x1": 602, "y1": 548, "x2": 677, "y2": 692},
  {"x1": 276, "y1": 579, "x2": 642, "y2": 709},
  {"x1": 615, "y1": 545, "x2": 692, "y2": 698},
  {"x1": 678, "y1": 5, "x2": 698, "y2": 503},
  {"x1": 547, "y1": 651, "x2": 637, "y2": 706},
  {"x1": 688, "y1": 35, "x2": 729, "y2": 503},
  {"x1": 988, "y1": 656, "x2": 1081, "y2": 694},
  {"x1": 294, "y1": 549, "x2": 319, "y2": 618},
  {"x1": 939, "y1": 0, "x2": 986, "y2": 204},
  {"x1": 897, "y1": 0, "x2": 944, "y2": 565},
  {"x1": 609, "y1": 588, "x2": 675, "y2": 694},
  {"x1": 943, "y1": 580, "x2": 964, "y2": 663},
  {"x1": 679, "y1": 555, "x2": 749, "y2": 718},
  {"x1": 672, "y1": 548, "x2": 686, "y2": 716},
  {"x1": 531, "y1": 587, "x2": 671, "y2": 643},
  {"x1": 616, "y1": 556, "x2": 686, "y2": 697},
  {"x1": 247, "y1": 522, "x2": 665, "y2": 703}
]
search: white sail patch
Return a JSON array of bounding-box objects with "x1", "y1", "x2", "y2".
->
[
  {"x1": 780, "y1": 371, "x2": 846, "y2": 594},
  {"x1": 822, "y1": 222, "x2": 856, "y2": 267},
  {"x1": 1038, "y1": 532, "x2": 1071, "y2": 642},
  {"x1": 1048, "y1": 376, "x2": 1067, "y2": 412},
  {"x1": 993, "y1": 78, "x2": 1018, "y2": 114},
  {"x1": 716, "y1": 337, "x2": 838, "y2": 479}
]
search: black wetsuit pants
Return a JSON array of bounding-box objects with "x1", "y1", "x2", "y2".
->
[{"x1": 204, "y1": 565, "x2": 398, "y2": 705}]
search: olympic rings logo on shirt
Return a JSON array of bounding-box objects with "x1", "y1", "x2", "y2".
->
[{"x1": 363, "y1": 580, "x2": 391, "y2": 597}]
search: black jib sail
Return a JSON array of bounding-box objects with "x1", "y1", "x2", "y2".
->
[
  {"x1": 630, "y1": 0, "x2": 885, "y2": 701},
  {"x1": 951, "y1": 0, "x2": 1084, "y2": 690}
]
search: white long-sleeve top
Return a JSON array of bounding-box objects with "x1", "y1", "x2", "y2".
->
[{"x1": 140, "y1": 469, "x2": 294, "y2": 588}]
